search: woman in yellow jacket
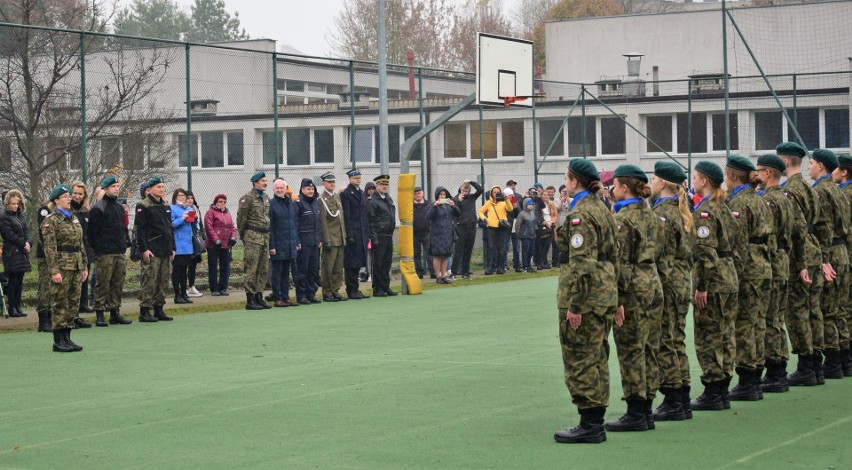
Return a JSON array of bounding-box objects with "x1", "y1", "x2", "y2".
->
[{"x1": 479, "y1": 185, "x2": 515, "y2": 275}]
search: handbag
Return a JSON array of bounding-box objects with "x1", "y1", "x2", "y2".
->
[
  {"x1": 192, "y1": 232, "x2": 205, "y2": 256},
  {"x1": 490, "y1": 204, "x2": 511, "y2": 230}
]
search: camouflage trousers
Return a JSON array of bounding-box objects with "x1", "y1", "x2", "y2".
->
[
  {"x1": 822, "y1": 258, "x2": 848, "y2": 352},
  {"x1": 321, "y1": 245, "x2": 344, "y2": 296},
  {"x1": 658, "y1": 283, "x2": 692, "y2": 388},
  {"x1": 559, "y1": 307, "x2": 614, "y2": 410},
  {"x1": 613, "y1": 290, "x2": 663, "y2": 401},
  {"x1": 51, "y1": 269, "x2": 82, "y2": 329},
  {"x1": 764, "y1": 278, "x2": 790, "y2": 362},
  {"x1": 94, "y1": 254, "x2": 127, "y2": 311},
  {"x1": 735, "y1": 279, "x2": 770, "y2": 370},
  {"x1": 786, "y1": 266, "x2": 822, "y2": 355},
  {"x1": 695, "y1": 292, "x2": 738, "y2": 384},
  {"x1": 36, "y1": 259, "x2": 52, "y2": 314},
  {"x1": 243, "y1": 238, "x2": 270, "y2": 295},
  {"x1": 839, "y1": 264, "x2": 850, "y2": 350},
  {"x1": 140, "y1": 256, "x2": 171, "y2": 308}
]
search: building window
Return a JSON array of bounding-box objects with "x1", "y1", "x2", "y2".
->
[
  {"x1": 601, "y1": 117, "x2": 626, "y2": 155},
  {"x1": 287, "y1": 128, "x2": 310, "y2": 166},
  {"x1": 825, "y1": 109, "x2": 849, "y2": 148},
  {"x1": 567, "y1": 117, "x2": 595, "y2": 158},
  {"x1": 444, "y1": 123, "x2": 466, "y2": 158},
  {"x1": 712, "y1": 114, "x2": 738, "y2": 151},
  {"x1": 353, "y1": 128, "x2": 373, "y2": 163},
  {"x1": 539, "y1": 120, "x2": 565, "y2": 157},
  {"x1": 785, "y1": 108, "x2": 819, "y2": 150},
  {"x1": 502, "y1": 121, "x2": 525, "y2": 157},
  {"x1": 404, "y1": 126, "x2": 422, "y2": 161},
  {"x1": 755, "y1": 111, "x2": 782, "y2": 151},
  {"x1": 471, "y1": 120, "x2": 497, "y2": 159},
  {"x1": 179, "y1": 134, "x2": 199, "y2": 167},
  {"x1": 262, "y1": 131, "x2": 282, "y2": 165},
  {"x1": 201, "y1": 132, "x2": 224, "y2": 168},
  {"x1": 123, "y1": 135, "x2": 144, "y2": 170},
  {"x1": 315, "y1": 129, "x2": 334, "y2": 163},
  {"x1": 227, "y1": 132, "x2": 244, "y2": 166},
  {"x1": 148, "y1": 134, "x2": 168, "y2": 169},
  {"x1": 375, "y1": 125, "x2": 401, "y2": 163},
  {"x1": 101, "y1": 137, "x2": 121, "y2": 170},
  {"x1": 646, "y1": 115, "x2": 673, "y2": 153},
  {"x1": 677, "y1": 113, "x2": 707, "y2": 154}
]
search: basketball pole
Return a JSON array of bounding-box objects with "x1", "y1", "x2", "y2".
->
[{"x1": 378, "y1": 0, "x2": 390, "y2": 176}]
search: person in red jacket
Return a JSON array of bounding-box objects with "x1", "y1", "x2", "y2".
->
[{"x1": 204, "y1": 194, "x2": 236, "y2": 296}]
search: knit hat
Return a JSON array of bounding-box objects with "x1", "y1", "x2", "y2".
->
[
  {"x1": 524, "y1": 198, "x2": 534, "y2": 207},
  {"x1": 139, "y1": 181, "x2": 149, "y2": 199},
  {"x1": 213, "y1": 194, "x2": 227, "y2": 204}
]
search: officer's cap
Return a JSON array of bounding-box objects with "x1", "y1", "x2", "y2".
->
[
  {"x1": 250, "y1": 171, "x2": 266, "y2": 183},
  {"x1": 346, "y1": 169, "x2": 361, "y2": 178},
  {"x1": 613, "y1": 164, "x2": 648, "y2": 183},
  {"x1": 653, "y1": 161, "x2": 687, "y2": 184},
  {"x1": 811, "y1": 148, "x2": 839, "y2": 172},
  {"x1": 49, "y1": 184, "x2": 71, "y2": 201},
  {"x1": 320, "y1": 171, "x2": 336, "y2": 182},
  {"x1": 100, "y1": 176, "x2": 118, "y2": 189},
  {"x1": 568, "y1": 158, "x2": 600, "y2": 182},
  {"x1": 147, "y1": 176, "x2": 164, "y2": 188},
  {"x1": 756, "y1": 154, "x2": 786, "y2": 173},
  {"x1": 726, "y1": 154, "x2": 756, "y2": 173},
  {"x1": 695, "y1": 161, "x2": 724, "y2": 186},
  {"x1": 776, "y1": 141, "x2": 806, "y2": 158},
  {"x1": 373, "y1": 174, "x2": 390, "y2": 185}
]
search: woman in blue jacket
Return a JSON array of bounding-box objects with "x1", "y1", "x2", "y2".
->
[
  {"x1": 269, "y1": 179, "x2": 300, "y2": 307},
  {"x1": 295, "y1": 178, "x2": 323, "y2": 304},
  {"x1": 170, "y1": 188, "x2": 196, "y2": 304}
]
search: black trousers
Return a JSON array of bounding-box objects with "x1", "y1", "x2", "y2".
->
[
  {"x1": 295, "y1": 245, "x2": 320, "y2": 300},
  {"x1": 207, "y1": 247, "x2": 232, "y2": 292},
  {"x1": 345, "y1": 268, "x2": 362, "y2": 295},
  {"x1": 371, "y1": 235, "x2": 393, "y2": 293},
  {"x1": 5, "y1": 271, "x2": 24, "y2": 309},
  {"x1": 79, "y1": 263, "x2": 91, "y2": 309},
  {"x1": 271, "y1": 259, "x2": 293, "y2": 301},
  {"x1": 535, "y1": 235, "x2": 552, "y2": 267},
  {"x1": 487, "y1": 227, "x2": 508, "y2": 272},
  {"x1": 452, "y1": 224, "x2": 477, "y2": 275},
  {"x1": 413, "y1": 232, "x2": 434, "y2": 276},
  {"x1": 171, "y1": 255, "x2": 191, "y2": 297}
]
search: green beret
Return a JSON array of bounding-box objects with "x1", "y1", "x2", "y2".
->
[
  {"x1": 147, "y1": 176, "x2": 164, "y2": 187},
  {"x1": 695, "y1": 161, "x2": 724, "y2": 186},
  {"x1": 49, "y1": 184, "x2": 71, "y2": 201},
  {"x1": 726, "y1": 154, "x2": 756, "y2": 173},
  {"x1": 613, "y1": 164, "x2": 648, "y2": 183},
  {"x1": 250, "y1": 171, "x2": 266, "y2": 183},
  {"x1": 100, "y1": 176, "x2": 118, "y2": 189},
  {"x1": 756, "y1": 154, "x2": 786, "y2": 173},
  {"x1": 653, "y1": 161, "x2": 687, "y2": 184},
  {"x1": 838, "y1": 154, "x2": 852, "y2": 169},
  {"x1": 568, "y1": 158, "x2": 600, "y2": 182},
  {"x1": 776, "y1": 141, "x2": 806, "y2": 158},
  {"x1": 811, "y1": 148, "x2": 839, "y2": 172}
]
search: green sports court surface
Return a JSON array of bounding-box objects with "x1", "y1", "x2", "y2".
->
[{"x1": 1, "y1": 277, "x2": 850, "y2": 469}]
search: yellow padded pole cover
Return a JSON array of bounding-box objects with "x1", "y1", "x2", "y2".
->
[{"x1": 396, "y1": 173, "x2": 422, "y2": 295}]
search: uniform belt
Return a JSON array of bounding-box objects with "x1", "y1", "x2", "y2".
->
[
  {"x1": 717, "y1": 251, "x2": 731, "y2": 258},
  {"x1": 832, "y1": 238, "x2": 846, "y2": 246},
  {"x1": 561, "y1": 254, "x2": 610, "y2": 263},
  {"x1": 777, "y1": 242, "x2": 788, "y2": 251},
  {"x1": 597, "y1": 254, "x2": 609, "y2": 262},
  {"x1": 246, "y1": 225, "x2": 269, "y2": 234},
  {"x1": 748, "y1": 236, "x2": 767, "y2": 244},
  {"x1": 57, "y1": 245, "x2": 79, "y2": 252},
  {"x1": 807, "y1": 226, "x2": 815, "y2": 234}
]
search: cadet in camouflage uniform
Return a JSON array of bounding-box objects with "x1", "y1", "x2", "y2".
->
[
  {"x1": 42, "y1": 185, "x2": 89, "y2": 352},
  {"x1": 34, "y1": 202, "x2": 54, "y2": 332},
  {"x1": 777, "y1": 142, "x2": 823, "y2": 386},
  {"x1": 605, "y1": 165, "x2": 664, "y2": 433},
  {"x1": 832, "y1": 154, "x2": 852, "y2": 376},
  {"x1": 757, "y1": 154, "x2": 794, "y2": 392},
  {"x1": 237, "y1": 171, "x2": 272, "y2": 310},
  {"x1": 809, "y1": 149, "x2": 850, "y2": 379},
  {"x1": 135, "y1": 177, "x2": 175, "y2": 322},
  {"x1": 650, "y1": 162, "x2": 694, "y2": 421},
  {"x1": 553, "y1": 159, "x2": 617, "y2": 444},
  {"x1": 724, "y1": 155, "x2": 773, "y2": 401},
  {"x1": 690, "y1": 162, "x2": 739, "y2": 411}
]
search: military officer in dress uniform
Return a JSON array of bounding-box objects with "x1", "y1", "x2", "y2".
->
[
  {"x1": 135, "y1": 176, "x2": 175, "y2": 322},
  {"x1": 368, "y1": 175, "x2": 397, "y2": 297},
  {"x1": 340, "y1": 169, "x2": 371, "y2": 300},
  {"x1": 237, "y1": 171, "x2": 272, "y2": 310},
  {"x1": 42, "y1": 184, "x2": 89, "y2": 352},
  {"x1": 318, "y1": 172, "x2": 347, "y2": 302}
]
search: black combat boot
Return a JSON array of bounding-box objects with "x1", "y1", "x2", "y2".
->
[
  {"x1": 788, "y1": 354, "x2": 816, "y2": 386},
  {"x1": 245, "y1": 293, "x2": 263, "y2": 310},
  {"x1": 653, "y1": 387, "x2": 686, "y2": 421},
  {"x1": 721, "y1": 376, "x2": 732, "y2": 409},
  {"x1": 554, "y1": 407, "x2": 607, "y2": 444},
  {"x1": 755, "y1": 368, "x2": 764, "y2": 399},
  {"x1": 842, "y1": 349, "x2": 852, "y2": 377},
  {"x1": 109, "y1": 309, "x2": 132, "y2": 325},
  {"x1": 813, "y1": 352, "x2": 825, "y2": 385},
  {"x1": 52, "y1": 329, "x2": 73, "y2": 352},
  {"x1": 37, "y1": 311, "x2": 53, "y2": 333},
  {"x1": 728, "y1": 368, "x2": 760, "y2": 401},
  {"x1": 681, "y1": 385, "x2": 693, "y2": 419},
  {"x1": 760, "y1": 360, "x2": 788, "y2": 393},
  {"x1": 645, "y1": 399, "x2": 655, "y2": 430},
  {"x1": 823, "y1": 350, "x2": 844, "y2": 379},
  {"x1": 138, "y1": 306, "x2": 158, "y2": 322},
  {"x1": 74, "y1": 316, "x2": 92, "y2": 329},
  {"x1": 604, "y1": 398, "x2": 648, "y2": 432},
  {"x1": 153, "y1": 306, "x2": 173, "y2": 321},
  {"x1": 95, "y1": 311, "x2": 108, "y2": 327},
  {"x1": 255, "y1": 293, "x2": 271, "y2": 309},
  {"x1": 691, "y1": 381, "x2": 724, "y2": 411},
  {"x1": 64, "y1": 328, "x2": 83, "y2": 352}
]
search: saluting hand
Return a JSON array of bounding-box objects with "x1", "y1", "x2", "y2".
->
[{"x1": 566, "y1": 311, "x2": 582, "y2": 331}]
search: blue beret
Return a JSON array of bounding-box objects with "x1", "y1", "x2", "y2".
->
[
  {"x1": 613, "y1": 164, "x2": 648, "y2": 183},
  {"x1": 568, "y1": 159, "x2": 600, "y2": 182},
  {"x1": 756, "y1": 154, "x2": 786, "y2": 173},
  {"x1": 695, "y1": 161, "x2": 724, "y2": 186},
  {"x1": 653, "y1": 161, "x2": 687, "y2": 184},
  {"x1": 776, "y1": 141, "x2": 806, "y2": 158},
  {"x1": 726, "y1": 154, "x2": 756, "y2": 173},
  {"x1": 100, "y1": 176, "x2": 118, "y2": 189},
  {"x1": 147, "y1": 176, "x2": 163, "y2": 187},
  {"x1": 49, "y1": 184, "x2": 71, "y2": 201},
  {"x1": 811, "y1": 149, "x2": 839, "y2": 172},
  {"x1": 346, "y1": 169, "x2": 361, "y2": 178},
  {"x1": 250, "y1": 171, "x2": 266, "y2": 183}
]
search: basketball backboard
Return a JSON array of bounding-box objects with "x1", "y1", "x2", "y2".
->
[{"x1": 476, "y1": 33, "x2": 534, "y2": 108}]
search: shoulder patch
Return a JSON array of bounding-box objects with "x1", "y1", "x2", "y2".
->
[
  {"x1": 571, "y1": 233, "x2": 584, "y2": 248},
  {"x1": 697, "y1": 226, "x2": 710, "y2": 239},
  {"x1": 732, "y1": 211, "x2": 740, "y2": 218},
  {"x1": 700, "y1": 212, "x2": 709, "y2": 219},
  {"x1": 571, "y1": 218, "x2": 581, "y2": 226},
  {"x1": 40, "y1": 208, "x2": 48, "y2": 217},
  {"x1": 660, "y1": 216, "x2": 668, "y2": 223}
]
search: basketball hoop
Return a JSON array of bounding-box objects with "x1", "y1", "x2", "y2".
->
[{"x1": 502, "y1": 96, "x2": 528, "y2": 107}]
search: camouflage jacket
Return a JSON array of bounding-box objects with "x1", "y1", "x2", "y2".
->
[
  {"x1": 613, "y1": 200, "x2": 663, "y2": 307},
  {"x1": 727, "y1": 186, "x2": 772, "y2": 281},
  {"x1": 782, "y1": 173, "x2": 822, "y2": 271},
  {"x1": 761, "y1": 186, "x2": 793, "y2": 282},
  {"x1": 42, "y1": 207, "x2": 87, "y2": 275},
  {"x1": 236, "y1": 189, "x2": 270, "y2": 245},
  {"x1": 692, "y1": 196, "x2": 738, "y2": 293},
  {"x1": 841, "y1": 182, "x2": 852, "y2": 255},
  {"x1": 556, "y1": 191, "x2": 618, "y2": 314},
  {"x1": 813, "y1": 176, "x2": 850, "y2": 268},
  {"x1": 652, "y1": 197, "x2": 694, "y2": 289}
]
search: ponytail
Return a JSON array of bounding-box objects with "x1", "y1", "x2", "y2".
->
[
  {"x1": 747, "y1": 170, "x2": 763, "y2": 188},
  {"x1": 710, "y1": 186, "x2": 727, "y2": 203},
  {"x1": 618, "y1": 177, "x2": 652, "y2": 199},
  {"x1": 569, "y1": 172, "x2": 603, "y2": 193},
  {"x1": 675, "y1": 184, "x2": 694, "y2": 231}
]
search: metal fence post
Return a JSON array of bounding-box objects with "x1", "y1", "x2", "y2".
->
[
  {"x1": 792, "y1": 73, "x2": 798, "y2": 131},
  {"x1": 581, "y1": 84, "x2": 587, "y2": 159},
  {"x1": 532, "y1": 101, "x2": 538, "y2": 182},
  {"x1": 722, "y1": 0, "x2": 731, "y2": 158},
  {"x1": 479, "y1": 106, "x2": 485, "y2": 193},
  {"x1": 418, "y1": 67, "x2": 425, "y2": 192},
  {"x1": 273, "y1": 52, "x2": 280, "y2": 178},
  {"x1": 79, "y1": 32, "x2": 87, "y2": 183},
  {"x1": 185, "y1": 43, "x2": 192, "y2": 191},
  {"x1": 349, "y1": 61, "x2": 356, "y2": 169},
  {"x1": 687, "y1": 79, "x2": 693, "y2": 177}
]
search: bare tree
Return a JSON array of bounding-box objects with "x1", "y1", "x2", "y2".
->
[
  {"x1": 513, "y1": 0, "x2": 557, "y2": 40},
  {"x1": 446, "y1": 0, "x2": 517, "y2": 72},
  {"x1": 530, "y1": 0, "x2": 623, "y2": 70},
  {"x1": 616, "y1": 0, "x2": 682, "y2": 15},
  {"x1": 0, "y1": 0, "x2": 178, "y2": 214}
]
